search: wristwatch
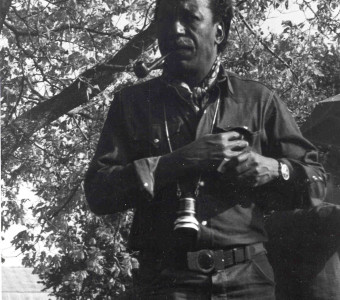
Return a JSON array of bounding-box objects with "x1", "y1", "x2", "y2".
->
[{"x1": 278, "y1": 161, "x2": 290, "y2": 181}]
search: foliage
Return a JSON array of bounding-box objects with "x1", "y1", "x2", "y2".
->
[
  {"x1": 1, "y1": 0, "x2": 339, "y2": 298},
  {"x1": 226, "y1": 0, "x2": 339, "y2": 124},
  {"x1": 1, "y1": 0, "x2": 153, "y2": 297}
]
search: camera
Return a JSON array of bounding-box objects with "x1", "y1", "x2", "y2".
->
[
  {"x1": 174, "y1": 196, "x2": 199, "y2": 233},
  {"x1": 173, "y1": 196, "x2": 199, "y2": 250}
]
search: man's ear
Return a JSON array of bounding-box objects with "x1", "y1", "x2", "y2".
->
[{"x1": 215, "y1": 22, "x2": 225, "y2": 45}]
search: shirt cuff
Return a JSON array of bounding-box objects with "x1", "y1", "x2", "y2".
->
[
  {"x1": 133, "y1": 157, "x2": 161, "y2": 200},
  {"x1": 279, "y1": 157, "x2": 327, "y2": 207}
]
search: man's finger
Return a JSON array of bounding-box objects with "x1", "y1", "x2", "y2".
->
[
  {"x1": 236, "y1": 151, "x2": 251, "y2": 163},
  {"x1": 219, "y1": 131, "x2": 242, "y2": 141},
  {"x1": 229, "y1": 140, "x2": 249, "y2": 150},
  {"x1": 235, "y1": 160, "x2": 253, "y2": 175}
]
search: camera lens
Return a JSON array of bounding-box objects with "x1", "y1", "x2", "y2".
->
[{"x1": 174, "y1": 197, "x2": 199, "y2": 233}]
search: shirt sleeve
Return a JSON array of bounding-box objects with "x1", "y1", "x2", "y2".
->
[
  {"x1": 84, "y1": 93, "x2": 161, "y2": 215},
  {"x1": 260, "y1": 92, "x2": 327, "y2": 210}
]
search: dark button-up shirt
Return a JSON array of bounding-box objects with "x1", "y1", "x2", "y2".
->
[{"x1": 85, "y1": 69, "x2": 326, "y2": 251}]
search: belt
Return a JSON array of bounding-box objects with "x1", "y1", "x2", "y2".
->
[{"x1": 186, "y1": 242, "x2": 265, "y2": 274}]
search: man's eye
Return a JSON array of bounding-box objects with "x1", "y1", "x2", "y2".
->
[
  {"x1": 189, "y1": 14, "x2": 199, "y2": 21},
  {"x1": 183, "y1": 11, "x2": 199, "y2": 22}
]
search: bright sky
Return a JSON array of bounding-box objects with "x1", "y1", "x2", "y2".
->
[
  {"x1": 1, "y1": 185, "x2": 39, "y2": 266},
  {"x1": 262, "y1": 2, "x2": 315, "y2": 34},
  {"x1": 1, "y1": 224, "x2": 26, "y2": 266}
]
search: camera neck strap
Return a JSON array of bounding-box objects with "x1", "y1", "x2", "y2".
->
[{"x1": 163, "y1": 94, "x2": 221, "y2": 198}]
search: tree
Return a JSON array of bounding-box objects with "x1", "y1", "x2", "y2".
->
[
  {"x1": 1, "y1": 0, "x2": 156, "y2": 297},
  {"x1": 1, "y1": 0, "x2": 339, "y2": 298},
  {"x1": 1, "y1": 9, "x2": 157, "y2": 164},
  {"x1": 0, "y1": 0, "x2": 12, "y2": 33}
]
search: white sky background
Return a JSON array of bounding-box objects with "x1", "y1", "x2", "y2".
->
[
  {"x1": 0, "y1": 1, "x2": 330, "y2": 267},
  {"x1": 2, "y1": 226, "x2": 27, "y2": 266},
  {"x1": 1, "y1": 185, "x2": 40, "y2": 266},
  {"x1": 261, "y1": 2, "x2": 314, "y2": 34},
  {"x1": 1, "y1": 185, "x2": 40, "y2": 267}
]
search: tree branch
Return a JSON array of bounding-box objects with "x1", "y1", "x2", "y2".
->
[
  {"x1": 49, "y1": 181, "x2": 83, "y2": 220},
  {"x1": 236, "y1": 10, "x2": 298, "y2": 79},
  {"x1": 25, "y1": 76, "x2": 47, "y2": 100},
  {"x1": 6, "y1": 73, "x2": 25, "y2": 125},
  {"x1": 236, "y1": 0, "x2": 248, "y2": 8},
  {"x1": 4, "y1": 20, "x2": 131, "y2": 40},
  {"x1": 0, "y1": 0, "x2": 12, "y2": 33},
  {"x1": 70, "y1": 116, "x2": 89, "y2": 141},
  {"x1": 2, "y1": 22, "x2": 157, "y2": 163}
]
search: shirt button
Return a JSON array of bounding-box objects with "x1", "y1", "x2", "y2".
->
[
  {"x1": 201, "y1": 220, "x2": 207, "y2": 226},
  {"x1": 153, "y1": 138, "x2": 160, "y2": 144}
]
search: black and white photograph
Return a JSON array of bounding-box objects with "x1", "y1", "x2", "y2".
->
[{"x1": 1, "y1": 0, "x2": 339, "y2": 299}]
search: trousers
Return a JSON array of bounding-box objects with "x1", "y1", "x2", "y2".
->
[{"x1": 132, "y1": 252, "x2": 276, "y2": 300}]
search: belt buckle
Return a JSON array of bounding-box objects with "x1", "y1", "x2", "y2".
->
[
  {"x1": 187, "y1": 250, "x2": 214, "y2": 274},
  {"x1": 187, "y1": 249, "x2": 224, "y2": 274}
]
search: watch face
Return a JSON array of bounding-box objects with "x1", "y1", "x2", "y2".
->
[{"x1": 281, "y1": 163, "x2": 290, "y2": 180}]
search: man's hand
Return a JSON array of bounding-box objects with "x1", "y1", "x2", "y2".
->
[
  {"x1": 222, "y1": 151, "x2": 280, "y2": 187},
  {"x1": 171, "y1": 131, "x2": 249, "y2": 171}
]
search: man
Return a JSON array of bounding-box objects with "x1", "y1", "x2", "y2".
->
[{"x1": 85, "y1": 0, "x2": 326, "y2": 298}]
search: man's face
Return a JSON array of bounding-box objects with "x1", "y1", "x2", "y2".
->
[{"x1": 156, "y1": 0, "x2": 220, "y2": 81}]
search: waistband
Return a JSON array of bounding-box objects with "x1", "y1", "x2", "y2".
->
[
  {"x1": 140, "y1": 242, "x2": 266, "y2": 274},
  {"x1": 186, "y1": 242, "x2": 265, "y2": 274}
]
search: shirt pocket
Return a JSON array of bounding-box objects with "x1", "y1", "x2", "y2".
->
[
  {"x1": 131, "y1": 124, "x2": 162, "y2": 158},
  {"x1": 131, "y1": 120, "x2": 182, "y2": 158}
]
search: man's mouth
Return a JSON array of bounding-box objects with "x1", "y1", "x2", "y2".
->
[
  {"x1": 168, "y1": 46, "x2": 194, "y2": 60},
  {"x1": 167, "y1": 39, "x2": 194, "y2": 53},
  {"x1": 173, "y1": 47, "x2": 192, "y2": 54}
]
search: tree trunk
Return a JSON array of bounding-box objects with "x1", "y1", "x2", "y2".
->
[
  {"x1": 0, "y1": 0, "x2": 12, "y2": 33},
  {"x1": 1, "y1": 23, "x2": 157, "y2": 163}
]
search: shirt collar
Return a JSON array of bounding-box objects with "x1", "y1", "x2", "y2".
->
[
  {"x1": 160, "y1": 63, "x2": 235, "y2": 104},
  {"x1": 217, "y1": 65, "x2": 234, "y2": 95}
]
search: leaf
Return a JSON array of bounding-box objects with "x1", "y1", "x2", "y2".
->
[
  {"x1": 313, "y1": 67, "x2": 325, "y2": 77},
  {"x1": 285, "y1": 0, "x2": 289, "y2": 9},
  {"x1": 282, "y1": 20, "x2": 293, "y2": 27}
]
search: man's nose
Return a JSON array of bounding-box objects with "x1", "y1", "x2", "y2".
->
[{"x1": 171, "y1": 19, "x2": 186, "y2": 35}]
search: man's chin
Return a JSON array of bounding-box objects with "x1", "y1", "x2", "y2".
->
[
  {"x1": 173, "y1": 48, "x2": 193, "y2": 57},
  {"x1": 165, "y1": 51, "x2": 194, "y2": 68},
  {"x1": 164, "y1": 59, "x2": 196, "y2": 77}
]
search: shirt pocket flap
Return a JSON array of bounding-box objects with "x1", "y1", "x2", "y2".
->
[{"x1": 132, "y1": 124, "x2": 162, "y2": 149}]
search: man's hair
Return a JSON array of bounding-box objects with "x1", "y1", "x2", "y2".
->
[{"x1": 154, "y1": 0, "x2": 234, "y2": 54}]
